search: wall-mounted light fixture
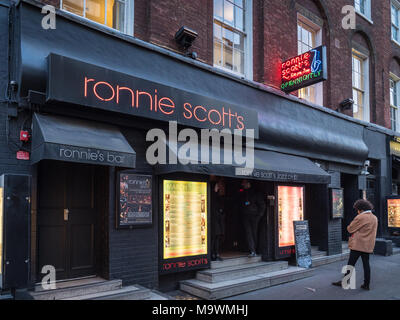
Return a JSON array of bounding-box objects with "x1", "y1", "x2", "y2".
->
[
  {"x1": 175, "y1": 26, "x2": 198, "y2": 49},
  {"x1": 339, "y1": 98, "x2": 354, "y2": 111}
]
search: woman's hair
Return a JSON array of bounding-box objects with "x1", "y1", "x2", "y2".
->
[{"x1": 353, "y1": 199, "x2": 374, "y2": 212}]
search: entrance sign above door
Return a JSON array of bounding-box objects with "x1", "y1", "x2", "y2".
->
[
  {"x1": 46, "y1": 54, "x2": 259, "y2": 137},
  {"x1": 281, "y1": 46, "x2": 327, "y2": 93},
  {"x1": 31, "y1": 113, "x2": 136, "y2": 168}
]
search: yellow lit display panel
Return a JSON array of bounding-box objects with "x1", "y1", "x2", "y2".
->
[
  {"x1": 163, "y1": 180, "x2": 207, "y2": 259},
  {"x1": 388, "y1": 198, "x2": 400, "y2": 228},
  {"x1": 0, "y1": 187, "x2": 3, "y2": 275},
  {"x1": 278, "y1": 186, "x2": 304, "y2": 247}
]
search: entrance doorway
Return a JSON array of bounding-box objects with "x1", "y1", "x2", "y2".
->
[
  {"x1": 211, "y1": 177, "x2": 272, "y2": 259},
  {"x1": 37, "y1": 161, "x2": 106, "y2": 281}
]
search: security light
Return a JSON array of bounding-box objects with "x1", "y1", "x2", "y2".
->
[{"x1": 175, "y1": 26, "x2": 198, "y2": 49}]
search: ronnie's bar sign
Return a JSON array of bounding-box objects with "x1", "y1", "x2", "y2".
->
[
  {"x1": 46, "y1": 54, "x2": 259, "y2": 137},
  {"x1": 280, "y1": 46, "x2": 327, "y2": 93}
]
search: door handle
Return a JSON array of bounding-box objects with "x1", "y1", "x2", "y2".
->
[{"x1": 64, "y1": 209, "x2": 69, "y2": 221}]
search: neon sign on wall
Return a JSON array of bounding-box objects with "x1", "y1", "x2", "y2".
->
[{"x1": 281, "y1": 46, "x2": 327, "y2": 93}]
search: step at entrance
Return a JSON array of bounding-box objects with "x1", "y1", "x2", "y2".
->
[
  {"x1": 30, "y1": 278, "x2": 151, "y2": 300},
  {"x1": 197, "y1": 261, "x2": 288, "y2": 283},
  {"x1": 180, "y1": 256, "x2": 313, "y2": 300}
]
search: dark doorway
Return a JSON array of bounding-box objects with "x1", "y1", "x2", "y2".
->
[
  {"x1": 341, "y1": 174, "x2": 359, "y2": 241},
  {"x1": 37, "y1": 161, "x2": 106, "y2": 281}
]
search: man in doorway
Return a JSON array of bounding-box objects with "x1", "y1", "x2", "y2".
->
[
  {"x1": 211, "y1": 177, "x2": 226, "y2": 261},
  {"x1": 332, "y1": 199, "x2": 378, "y2": 290},
  {"x1": 240, "y1": 180, "x2": 266, "y2": 257}
]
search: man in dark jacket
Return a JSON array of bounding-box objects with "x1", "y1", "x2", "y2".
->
[
  {"x1": 240, "y1": 180, "x2": 266, "y2": 257},
  {"x1": 211, "y1": 178, "x2": 226, "y2": 261}
]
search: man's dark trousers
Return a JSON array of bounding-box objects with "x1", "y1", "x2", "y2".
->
[
  {"x1": 346, "y1": 250, "x2": 371, "y2": 286},
  {"x1": 243, "y1": 215, "x2": 261, "y2": 253}
]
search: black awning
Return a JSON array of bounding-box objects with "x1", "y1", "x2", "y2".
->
[
  {"x1": 155, "y1": 143, "x2": 331, "y2": 184},
  {"x1": 31, "y1": 113, "x2": 136, "y2": 168}
]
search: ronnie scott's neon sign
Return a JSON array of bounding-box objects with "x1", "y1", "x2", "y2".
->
[{"x1": 281, "y1": 46, "x2": 327, "y2": 93}]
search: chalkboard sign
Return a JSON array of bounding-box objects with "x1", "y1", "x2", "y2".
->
[
  {"x1": 331, "y1": 188, "x2": 344, "y2": 219},
  {"x1": 293, "y1": 220, "x2": 312, "y2": 269},
  {"x1": 117, "y1": 173, "x2": 152, "y2": 228}
]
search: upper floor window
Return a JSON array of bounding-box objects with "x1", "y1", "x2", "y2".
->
[
  {"x1": 60, "y1": 0, "x2": 134, "y2": 35},
  {"x1": 390, "y1": 75, "x2": 400, "y2": 132},
  {"x1": 213, "y1": 0, "x2": 253, "y2": 79},
  {"x1": 297, "y1": 15, "x2": 323, "y2": 105},
  {"x1": 352, "y1": 49, "x2": 370, "y2": 122},
  {"x1": 355, "y1": 0, "x2": 372, "y2": 20},
  {"x1": 392, "y1": 1, "x2": 400, "y2": 43}
]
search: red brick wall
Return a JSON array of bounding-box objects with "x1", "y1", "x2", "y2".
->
[{"x1": 38, "y1": 0, "x2": 400, "y2": 129}]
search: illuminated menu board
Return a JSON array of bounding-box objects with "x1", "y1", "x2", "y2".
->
[
  {"x1": 388, "y1": 198, "x2": 400, "y2": 228},
  {"x1": 278, "y1": 186, "x2": 304, "y2": 247},
  {"x1": 0, "y1": 187, "x2": 3, "y2": 277},
  {"x1": 163, "y1": 180, "x2": 207, "y2": 259}
]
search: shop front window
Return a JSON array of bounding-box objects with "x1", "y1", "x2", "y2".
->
[
  {"x1": 213, "y1": 0, "x2": 252, "y2": 78},
  {"x1": 61, "y1": 0, "x2": 133, "y2": 35}
]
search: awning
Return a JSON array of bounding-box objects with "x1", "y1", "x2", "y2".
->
[
  {"x1": 31, "y1": 113, "x2": 136, "y2": 168},
  {"x1": 154, "y1": 142, "x2": 331, "y2": 184}
]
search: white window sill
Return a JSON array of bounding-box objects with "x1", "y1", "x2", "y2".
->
[
  {"x1": 59, "y1": 9, "x2": 133, "y2": 37},
  {"x1": 392, "y1": 39, "x2": 400, "y2": 49},
  {"x1": 213, "y1": 64, "x2": 251, "y2": 81},
  {"x1": 356, "y1": 11, "x2": 373, "y2": 25}
]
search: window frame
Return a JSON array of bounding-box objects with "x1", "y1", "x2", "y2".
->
[
  {"x1": 355, "y1": 0, "x2": 372, "y2": 22},
  {"x1": 392, "y1": 0, "x2": 400, "y2": 43},
  {"x1": 297, "y1": 13, "x2": 323, "y2": 106},
  {"x1": 213, "y1": 0, "x2": 253, "y2": 80},
  {"x1": 390, "y1": 72, "x2": 400, "y2": 132},
  {"x1": 59, "y1": 0, "x2": 134, "y2": 36},
  {"x1": 352, "y1": 49, "x2": 370, "y2": 122}
]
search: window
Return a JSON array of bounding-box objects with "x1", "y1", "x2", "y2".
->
[
  {"x1": 355, "y1": 0, "x2": 371, "y2": 20},
  {"x1": 352, "y1": 49, "x2": 370, "y2": 121},
  {"x1": 392, "y1": 1, "x2": 400, "y2": 43},
  {"x1": 390, "y1": 75, "x2": 400, "y2": 132},
  {"x1": 60, "y1": 0, "x2": 134, "y2": 35},
  {"x1": 213, "y1": 0, "x2": 252, "y2": 78},
  {"x1": 297, "y1": 15, "x2": 323, "y2": 105}
]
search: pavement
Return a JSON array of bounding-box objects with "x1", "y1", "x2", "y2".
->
[{"x1": 224, "y1": 253, "x2": 400, "y2": 300}]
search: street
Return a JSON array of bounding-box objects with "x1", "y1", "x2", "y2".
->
[{"x1": 225, "y1": 254, "x2": 400, "y2": 300}]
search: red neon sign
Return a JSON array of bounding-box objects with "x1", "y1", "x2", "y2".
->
[{"x1": 280, "y1": 46, "x2": 327, "y2": 93}]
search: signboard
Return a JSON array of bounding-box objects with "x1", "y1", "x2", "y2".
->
[
  {"x1": 162, "y1": 180, "x2": 209, "y2": 273},
  {"x1": 387, "y1": 197, "x2": 400, "y2": 228},
  {"x1": 276, "y1": 185, "x2": 304, "y2": 258},
  {"x1": 331, "y1": 188, "x2": 344, "y2": 219},
  {"x1": 390, "y1": 137, "x2": 400, "y2": 157},
  {"x1": 47, "y1": 54, "x2": 259, "y2": 138},
  {"x1": 281, "y1": 46, "x2": 327, "y2": 93},
  {"x1": 293, "y1": 220, "x2": 312, "y2": 269},
  {"x1": 118, "y1": 173, "x2": 152, "y2": 228}
]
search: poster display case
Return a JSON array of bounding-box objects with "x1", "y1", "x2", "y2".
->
[
  {"x1": 331, "y1": 188, "x2": 344, "y2": 219},
  {"x1": 117, "y1": 172, "x2": 152, "y2": 228},
  {"x1": 387, "y1": 196, "x2": 400, "y2": 229},
  {"x1": 275, "y1": 185, "x2": 305, "y2": 259}
]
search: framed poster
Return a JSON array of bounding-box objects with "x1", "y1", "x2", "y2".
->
[
  {"x1": 117, "y1": 172, "x2": 152, "y2": 228},
  {"x1": 331, "y1": 188, "x2": 344, "y2": 219},
  {"x1": 387, "y1": 196, "x2": 400, "y2": 229},
  {"x1": 161, "y1": 179, "x2": 209, "y2": 274},
  {"x1": 275, "y1": 185, "x2": 305, "y2": 259}
]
